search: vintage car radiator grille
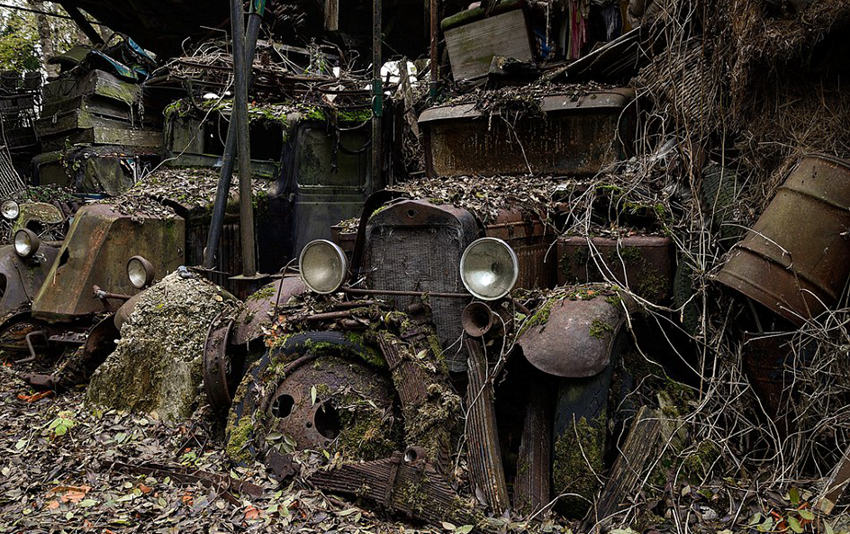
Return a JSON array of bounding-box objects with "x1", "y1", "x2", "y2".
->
[
  {"x1": 365, "y1": 201, "x2": 479, "y2": 371},
  {"x1": 367, "y1": 226, "x2": 466, "y2": 364}
]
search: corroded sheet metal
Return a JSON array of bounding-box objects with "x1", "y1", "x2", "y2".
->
[
  {"x1": 204, "y1": 311, "x2": 235, "y2": 411},
  {"x1": 32, "y1": 204, "x2": 185, "y2": 321},
  {"x1": 715, "y1": 156, "x2": 850, "y2": 324},
  {"x1": 485, "y1": 209, "x2": 557, "y2": 290},
  {"x1": 558, "y1": 235, "x2": 674, "y2": 302},
  {"x1": 741, "y1": 334, "x2": 793, "y2": 423},
  {"x1": 0, "y1": 243, "x2": 59, "y2": 316},
  {"x1": 518, "y1": 296, "x2": 624, "y2": 378},
  {"x1": 231, "y1": 277, "x2": 307, "y2": 346},
  {"x1": 15, "y1": 202, "x2": 64, "y2": 229},
  {"x1": 420, "y1": 89, "x2": 635, "y2": 177}
]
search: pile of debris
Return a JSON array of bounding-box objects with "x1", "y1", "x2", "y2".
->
[
  {"x1": 97, "y1": 166, "x2": 271, "y2": 219},
  {"x1": 30, "y1": 40, "x2": 161, "y2": 194},
  {"x1": 87, "y1": 272, "x2": 239, "y2": 423}
]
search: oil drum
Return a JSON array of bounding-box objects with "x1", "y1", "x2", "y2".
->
[{"x1": 715, "y1": 155, "x2": 850, "y2": 325}]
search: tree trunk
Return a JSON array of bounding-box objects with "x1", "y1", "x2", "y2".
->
[{"x1": 27, "y1": 0, "x2": 57, "y2": 77}]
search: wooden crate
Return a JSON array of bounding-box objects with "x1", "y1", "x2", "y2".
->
[
  {"x1": 443, "y1": 8, "x2": 533, "y2": 82},
  {"x1": 42, "y1": 69, "x2": 141, "y2": 106}
]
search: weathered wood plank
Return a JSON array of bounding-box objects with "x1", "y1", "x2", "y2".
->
[
  {"x1": 324, "y1": 0, "x2": 339, "y2": 31},
  {"x1": 42, "y1": 69, "x2": 141, "y2": 105},
  {"x1": 583, "y1": 406, "x2": 662, "y2": 532},
  {"x1": 819, "y1": 444, "x2": 850, "y2": 514},
  {"x1": 444, "y1": 9, "x2": 532, "y2": 82},
  {"x1": 41, "y1": 125, "x2": 162, "y2": 151},
  {"x1": 41, "y1": 94, "x2": 136, "y2": 122}
]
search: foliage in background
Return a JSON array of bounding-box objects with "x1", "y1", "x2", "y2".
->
[
  {"x1": 0, "y1": 10, "x2": 39, "y2": 71},
  {"x1": 0, "y1": 1, "x2": 94, "y2": 73}
]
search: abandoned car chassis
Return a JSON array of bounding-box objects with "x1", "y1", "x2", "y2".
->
[{"x1": 204, "y1": 193, "x2": 646, "y2": 519}]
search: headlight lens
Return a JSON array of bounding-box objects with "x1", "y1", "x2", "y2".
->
[
  {"x1": 127, "y1": 255, "x2": 155, "y2": 289},
  {"x1": 14, "y1": 228, "x2": 39, "y2": 258},
  {"x1": 299, "y1": 239, "x2": 348, "y2": 294},
  {"x1": 1, "y1": 200, "x2": 19, "y2": 220},
  {"x1": 459, "y1": 237, "x2": 519, "y2": 301}
]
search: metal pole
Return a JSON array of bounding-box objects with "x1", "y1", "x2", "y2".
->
[
  {"x1": 371, "y1": 0, "x2": 383, "y2": 188},
  {"x1": 230, "y1": 0, "x2": 257, "y2": 276},
  {"x1": 203, "y1": 1, "x2": 265, "y2": 269},
  {"x1": 58, "y1": 2, "x2": 104, "y2": 45},
  {"x1": 429, "y1": 0, "x2": 439, "y2": 100}
]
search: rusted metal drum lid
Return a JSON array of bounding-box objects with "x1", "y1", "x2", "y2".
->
[
  {"x1": 518, "y1": 296, "x2": 624, "y2": 378},
  {"x1": 714, "y1": 155, "x2": 850, "y2": 325}
]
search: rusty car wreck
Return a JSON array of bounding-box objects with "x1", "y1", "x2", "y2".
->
[{"x1": 3, "y1": 0, "x2": 850, "y2": 531}]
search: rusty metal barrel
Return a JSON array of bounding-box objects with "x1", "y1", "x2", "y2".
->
[{"x1": 715, "y1": 155, "x2": 850, "y2": 324}]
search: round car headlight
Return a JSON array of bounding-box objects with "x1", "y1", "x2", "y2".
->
[
  {"x1": 459, "y1": 237, "x2": 519, "y2": 301},
  {"x1": 127, "y1": 255, "x2": 155, "y2": 289},
  {"x1": 14, "y1": 228, "x2": 39, "y2": 258},
  {"x1": 1, "y1": 200, "x2": 19, "y2": 220},
  {"x1": 299, "y1": 239, "x2": 348, "y2": 294}
]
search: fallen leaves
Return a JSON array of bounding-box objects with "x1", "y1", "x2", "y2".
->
[
  {"x1": 47, "y1": 485, "x2": 91, "y2": 504},
  {"x1": 244, "y1": 505, "x2": 262, "y2": 520},
  {"x1": 17, "y1": 390, "x2": 53, "y2": 403}
]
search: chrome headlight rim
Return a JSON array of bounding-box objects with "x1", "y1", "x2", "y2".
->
[
  {"x1": 127, "y1": 255, "x2": 155, "y2": 289},
  {"x1": 459, "y1": 237, "x2": 519, "y2": 301},
  {"x1": 299, "y1": 239, "x2": 348, "y2": 295},
  {"x1": 1, "y1": 200, "x2": 19, "y2": 221},
  {"x1": 14, "y1": 228, "x2": 39, "y2": 258}
]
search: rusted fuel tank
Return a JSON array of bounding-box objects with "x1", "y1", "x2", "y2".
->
[
  {"x1": 715, "y1": 155, "x2": 850, "y2": 324},
  {"x1": 419, "y1": 88, "x2": 635, "y2": 177}
]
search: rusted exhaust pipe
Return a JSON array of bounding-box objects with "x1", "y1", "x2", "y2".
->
[{"x1": 462, "y1": 301, "x2": 496, "y2": 337}]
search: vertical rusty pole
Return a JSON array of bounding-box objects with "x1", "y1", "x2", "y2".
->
[
  {"x1": 371, "y1": 0, "x2": 384, "y2": 187},
  {"x1": 429, "y1": 0, "x2": 439, "y2": 100},
  {"x1": 230, "y1": 0, "x2": 257, "y2": 276},
  {"x1": 204, "y1": 0, "x2": 265, "y2": 269}
]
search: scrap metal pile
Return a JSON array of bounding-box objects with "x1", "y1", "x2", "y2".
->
[{"x1": 3, "y1": 0, "x2": 850, "y2": 532}]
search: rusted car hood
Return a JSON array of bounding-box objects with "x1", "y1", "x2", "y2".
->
[
  {"x1": 32, "y1": 204, "x2": 185, "y2": 321},
  {"x1": 0, "y1": 243, "x2": 60, "y2": 316}
]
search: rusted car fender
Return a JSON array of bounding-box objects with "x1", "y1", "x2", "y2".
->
[
  {"x1": 0, "y1": 242, "x2": 60, "y2": 317},
  {"x1": 13, "y1": 202, "x2": 65, "y2": 234},
  {"x1": 517, "y1": 296, "x2": 625, "y2": 378},
  {"x1": 202, "y1": 277, "x2": 307, "y2": 411},
  {"x1": 231, "y1": 277, "x2": 307, "y2": 347}
]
